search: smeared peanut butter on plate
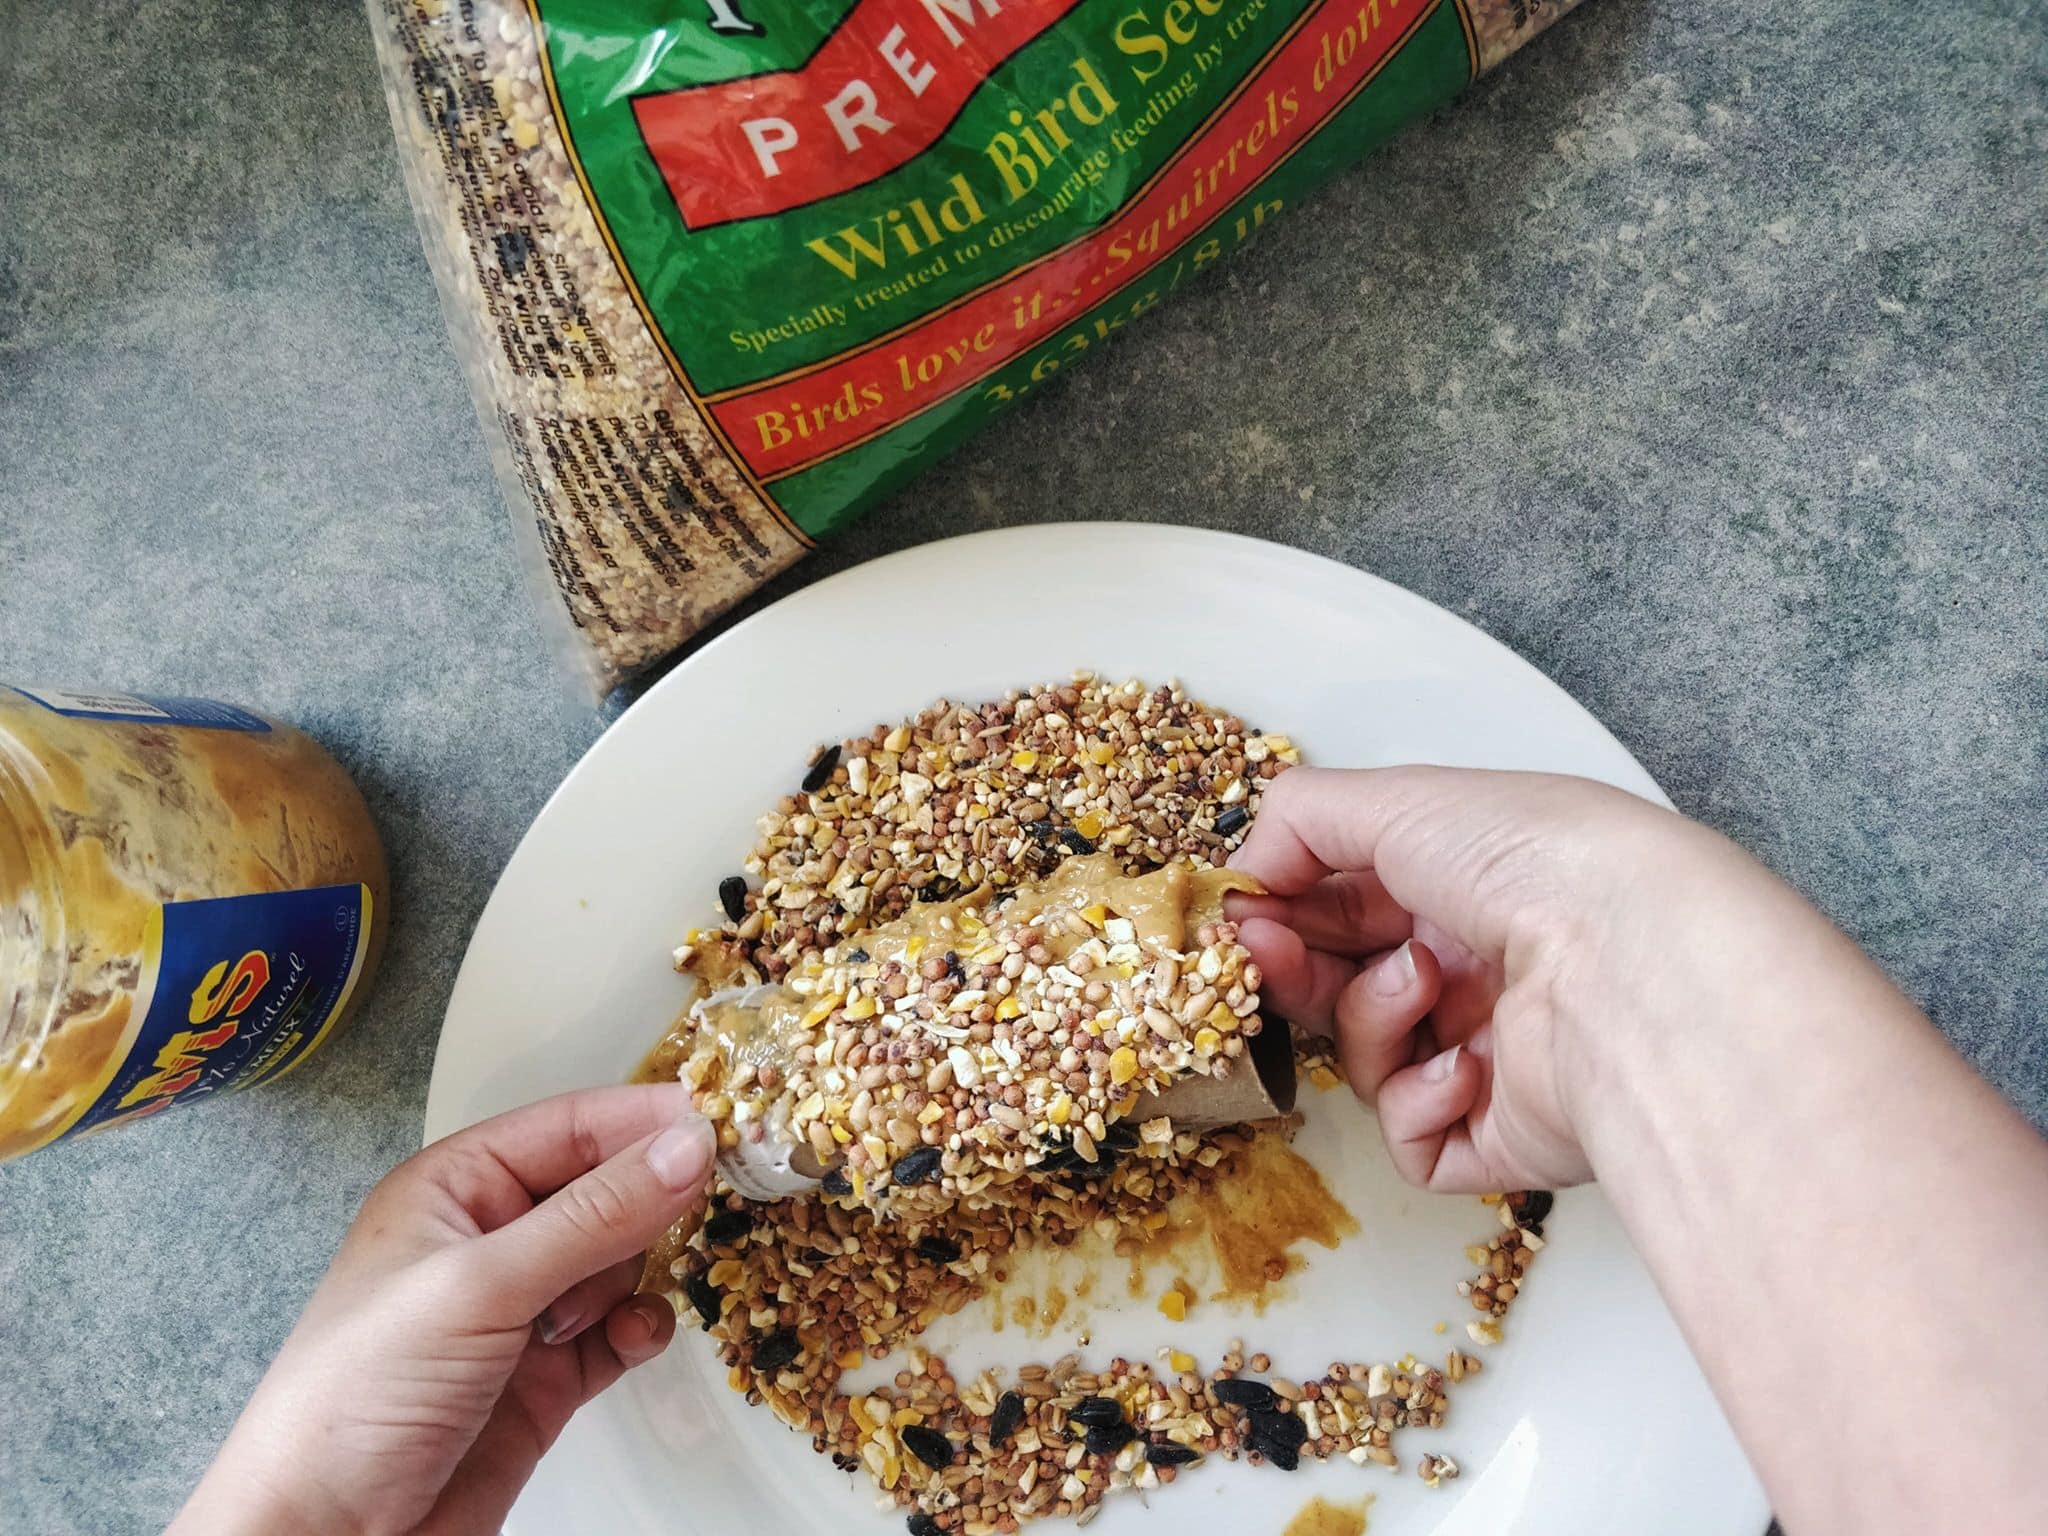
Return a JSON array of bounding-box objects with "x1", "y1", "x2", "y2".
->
[
  {"x1": 1283, "y1": 1495, "x2": 1372, "y2": 1536},
  {"x1": 1129, "y1": 1134, "x2": 1357, "y2": 1310}
]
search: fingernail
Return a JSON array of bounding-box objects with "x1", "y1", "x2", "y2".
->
[
  {"x1": 647, "y1": 1117, "x2": 715, "y2": 1190},
  {"x1": 1423, "y1": 1043, "x2": 1463, "y2": 1082},
  {"x1": 1367, "y1": 942, "x2": 1418, "y2": 998},
  {"x1": 614, "y1": 1297, "x2": 666, "y2": 1359},
  {"x1": 537, "y1": 1306, "x2": 581, "y2": 1346}
]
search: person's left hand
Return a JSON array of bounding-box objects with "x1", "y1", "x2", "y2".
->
[{"x1": 170, "y1": 1084, "x2": 714, "y2": 1536}]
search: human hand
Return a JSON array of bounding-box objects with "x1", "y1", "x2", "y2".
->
[
  {"x1": 1228, "y1": 766, "x2": 1787, "y2": 1193},
  {"x1": 170, "y1": 1084, "x2": 713, "y2": 1536},
  {"x1": 1233, "y1": 767, "x2": 2048, "y2": 1536}
]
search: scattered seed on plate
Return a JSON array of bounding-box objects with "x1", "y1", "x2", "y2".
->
[{"x1": 633, "y1": 679, "x2": 1548, "y2": 1530}]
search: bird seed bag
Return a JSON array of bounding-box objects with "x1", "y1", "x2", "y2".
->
[{"x1": 365, "y1": 0, "x2": 1586, "y2": 698}]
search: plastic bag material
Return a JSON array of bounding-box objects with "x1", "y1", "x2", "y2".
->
[{"x1": 364, "y1": 0, "x2": 1588, "y2": 700}]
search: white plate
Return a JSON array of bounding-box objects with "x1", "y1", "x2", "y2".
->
[{"x1": 428, "y1": 525, "x2": 1768, "y2": 1536}]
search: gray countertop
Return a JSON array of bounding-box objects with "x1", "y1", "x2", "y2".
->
[{"x1": 2, "y1": 2, "x2": 2042, "y2": 1531}]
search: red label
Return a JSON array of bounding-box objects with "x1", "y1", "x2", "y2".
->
[
  {"x1": 709, "y1": 0, "x2": 1424, "y2": 475},
  {"x1": 634, "y1": 0, "x2": 1085, "y2": 230}
]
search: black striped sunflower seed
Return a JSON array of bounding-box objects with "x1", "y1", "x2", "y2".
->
[
  {"x1": 752, "y1": 1329, "x2": 800, "y2": 1372},
  {"x1": 907, "y1": 1515, "x2": 942, "y2": 1536},
  {"x1": 1067, "y1": 1396, "x2": 1124, "y2": 1427},
  {"x1": 1214, "y1": 803, "x2": 1250, "y2": 836},
  {"x1": 1509, "y1": 1188, "x2": 1555, "y2": 1235},
  {"x1": 1084, "y1": 1420, "x2": 1135, "y2": 1455},
  {"x1": 801, "y1": 743, "x2": 840, "y2": 792},
  {"x1": 702, "y1": 1208, "x2": 752, "y2": 1246},
  {"x1": 1255, "y1": 1434, "x2": 1301, "y2": 1471},
  {"x1": 988, "y1": 1391, "x2": 1025, "y2": 1445},
  {"x1": 901, "y1": 1425, "x2": 955, "y2": 1470},
  {"x1": 682, "y1": 1274, "x2": 719, "y2": 1329},
  {"x1": 893, "y1": 1145, "x2": 943, "y2": 1185},
  {"x1": 1249, "y1": 1408, "x2": 1307, "y2": 1448},
  {"x1": 717, "y1": 875, "x2": 747, "y2": 923},
  {"x1": 1211, "y1": 1377, "x2": 1277, "y2": 1411},
  {"x1": 914, "y1": 1235, "x2": 962, "y2": 1264},
  {"x1": 1145, "y1": 1440, "x2": 1201, "y2": 1467}
]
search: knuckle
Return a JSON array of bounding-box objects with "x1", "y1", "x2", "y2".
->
[
  {"x1": 555, "y1": 1169, "x2": 638, "y2": 1240},
  {"x1": 1265, "y1": 764, "x2": 1311, "y2": 809},
  {"x1": 567, "y1": 1105, "x2": 608, "y2": 1176}
]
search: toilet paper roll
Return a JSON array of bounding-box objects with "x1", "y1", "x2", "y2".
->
[
  {"x1": 715, "y1": 1019, "x2": 1296, "y2": 1198},
  {"x1": 1128, "y1": 1018, "x2": 1297, "y2": 1130}
]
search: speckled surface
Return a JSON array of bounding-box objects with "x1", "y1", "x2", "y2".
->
[{"x1": 0, "y1": 1, "x2": 2042, "y2": 1531}]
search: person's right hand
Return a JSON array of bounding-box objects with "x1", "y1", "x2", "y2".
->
[{"x1": 1227, "y1": 766, "x2": 1800, "y2": 1193}]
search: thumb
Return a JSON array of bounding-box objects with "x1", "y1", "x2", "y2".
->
[{"x1": 472, "y1": 1117, "x2": 716, "y2": 1324}]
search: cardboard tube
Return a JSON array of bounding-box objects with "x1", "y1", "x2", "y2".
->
[
  {"x1": 1130, "y1": 1018, "x2": 1297, "y2": 1129},
  {"x1": 716, "y1": 1020, "x2": 1295, "y2": 1196},
  {"x1": 718, "y1": 1135, "x2": 828, "y2": 1202}
]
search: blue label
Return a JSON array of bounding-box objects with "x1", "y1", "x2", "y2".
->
[
  {"x1": 9, "y1": 685, "x2": 272, "y2": 732},
  {"x1": 60, "y1": 884, "x2": 372, "y2": 1142}
]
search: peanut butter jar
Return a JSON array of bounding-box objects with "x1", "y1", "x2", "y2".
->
[{"x1": 0, "y1": 685, "x2": 389, "y2": 1161}]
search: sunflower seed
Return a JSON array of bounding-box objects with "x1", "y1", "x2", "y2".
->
[
  {"x1": 1068, "y1": 1396, "x2": 1125, "y2": 1427},
  {"x1": 901, "y1": 1425, "x2": 955, "y2": 1470},
  {"x1": 1248, "y1": 1408, "x2": 1306, "y2": 1448},
  {"x1": 989, "y1": 1390, "x2": 1026, "y2": 1445},
  {"x1": 1084, "y1": 1421, "x2": 1135, "y2": 1455},
  {"x1": 752, "y1": 1329, "x2": 800, "y2": 1371},
  {"x1": 717, "y1": 875, "x2": 748, "y2": 923},
  {"x1": 703, "y1": 1208, "x2": 752, "y2": 1247},
  {"x1": 682, "y1": 1274, "x2": 719, "y2": 1329},
  {"x1": 893, "y1": 1145, "x2": 944, "y2": 1186},
  {"x1": 801, "y1": 744, "x2": 841, "y2": 792},
  {"x1": 1212, "y1": 1378, "x2": 1277, "y2": 1411}
]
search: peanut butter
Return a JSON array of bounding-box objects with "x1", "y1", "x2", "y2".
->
[{"x1": 0, "y1": 685, "x2": 388, "y2": 1160}]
